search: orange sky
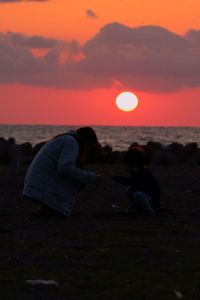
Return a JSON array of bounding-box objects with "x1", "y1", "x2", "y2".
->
[
  {"x1": 0, "y1": 0, "x2": 200, "y2": 125},
  {"x1": 1, "y1": 0, "x2": 199, "y2": 41}
]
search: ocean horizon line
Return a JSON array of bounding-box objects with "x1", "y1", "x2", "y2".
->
[{"x1": 1, "y1": 125, "x2": 200, "y2": 150}]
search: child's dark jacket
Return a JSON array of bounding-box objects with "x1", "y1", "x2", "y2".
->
[{"x1": 114, "y1": 167, "x2": 161, "y2": 211}]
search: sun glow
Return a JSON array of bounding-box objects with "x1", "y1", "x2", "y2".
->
[{"x1": 116, "y1": 91, "x2": 139, "y2": 112}]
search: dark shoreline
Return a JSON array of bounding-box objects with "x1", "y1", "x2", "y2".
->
[{"x1": 1, "y1": 136, "x2": 200, "y2": 169}]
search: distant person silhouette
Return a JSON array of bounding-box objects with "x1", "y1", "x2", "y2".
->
[
  {"x1": 114, "y1": 148, "x2": 161, "y2": 216},
  {"x1": 22, "y1": 127, "x2": 100, "y2": 216}
]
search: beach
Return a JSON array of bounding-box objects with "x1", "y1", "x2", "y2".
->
[
  {"x1": 1, "y1": 163, "x2": 200, "y2": 299},
  {"x1": 1, "y1": 0, "x2": 200, "y2": 298}
]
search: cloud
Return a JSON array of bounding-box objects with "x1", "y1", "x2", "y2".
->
[
  {"x1": 2, "y1": 32, "x2": 57, "y2": 48},
  {"x1": 86, "y1": 8, "x2": 97, "y2": 19},
  {"x1": 0, "y1": 23, "x2": 200, "y2": 92},
  {"x1": 185, "y1": 29, "x2": 200, "y2": 46}
]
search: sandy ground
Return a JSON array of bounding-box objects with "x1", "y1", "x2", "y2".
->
[{"x1": 0, "y1": 164, "x2": 200, "y2": 299}]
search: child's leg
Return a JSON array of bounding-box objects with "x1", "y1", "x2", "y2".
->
[{"x1": 130, "y1": 191, "x2": 155, "y2": 217}]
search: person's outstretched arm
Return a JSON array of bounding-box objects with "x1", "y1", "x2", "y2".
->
[{"x1": 114, "y1": 176, "x2": 133, "y2": 186}]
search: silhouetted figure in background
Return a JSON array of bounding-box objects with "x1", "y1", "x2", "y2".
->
[
  {"x1": 114, "y1": 148, "x2": 161, "y2": 217},
  {"x1": 22, "y1": 127, "x2": 100, "y2": 216}
]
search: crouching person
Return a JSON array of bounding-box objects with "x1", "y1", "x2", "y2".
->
[
  {"x1": 22, "y1": 127, "x2": 100, "y2": 216},
  {"x1": 114, "y1": 148, "x2": 161, "y2": 217}
]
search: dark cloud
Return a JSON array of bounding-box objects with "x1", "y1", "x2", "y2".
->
[
  {"x1": 0, "y1": 23, "x2": 200, "y2": 92},
  {"x1": 2, "y1": 32, "x2": 56, "y2": 48},
  {"x1": 77, "y1": 23, "x2": 200, "y2": 92},
  {"x1": 185, "y1": 29, "x2": 200, "y2": 46},
  {"x1": 86, "y1": 9, "x2": 97, "y2": 19}
]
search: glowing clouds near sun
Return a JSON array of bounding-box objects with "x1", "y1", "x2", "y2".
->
[{"x1": 116, "y1": 91, "x2": 139, "y2": 112}]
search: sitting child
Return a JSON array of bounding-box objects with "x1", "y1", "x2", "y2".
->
[{"x1": 114, "y1": 148, "x2": 161, "y2": 216}]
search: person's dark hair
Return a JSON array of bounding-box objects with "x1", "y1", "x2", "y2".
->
[
  {"x1": 52, "y1": 127, "x2": 99, "y2": 156},
  {"x1": 124, "y1": 148, "x2": 145, "y2": 168},
  {"x1": 77, "y1": 127, "x2": 100, "y2": 155},
  {"x1": 52, "y1": 127, "x2": 98, "y2": 144},
  {"x1": 77, "y1": 127, "x2": 98, "y2": 144}
]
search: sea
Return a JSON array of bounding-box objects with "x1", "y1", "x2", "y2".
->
[{"x1": 0, "y1": 125, "x2": 200, "y2": 151}]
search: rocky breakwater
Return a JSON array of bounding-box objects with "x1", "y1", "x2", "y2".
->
[{"x1": 0, "y1": 137, "x2": 200, "y2": 175}]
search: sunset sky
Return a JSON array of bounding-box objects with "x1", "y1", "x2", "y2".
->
[{"x1": 0, "y1": 0, "x2": 200, "y2": 126}]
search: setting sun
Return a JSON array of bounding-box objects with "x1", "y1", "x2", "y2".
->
[{"x1": 116, "y1": 91, "x2": 139, "y2": 112}]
